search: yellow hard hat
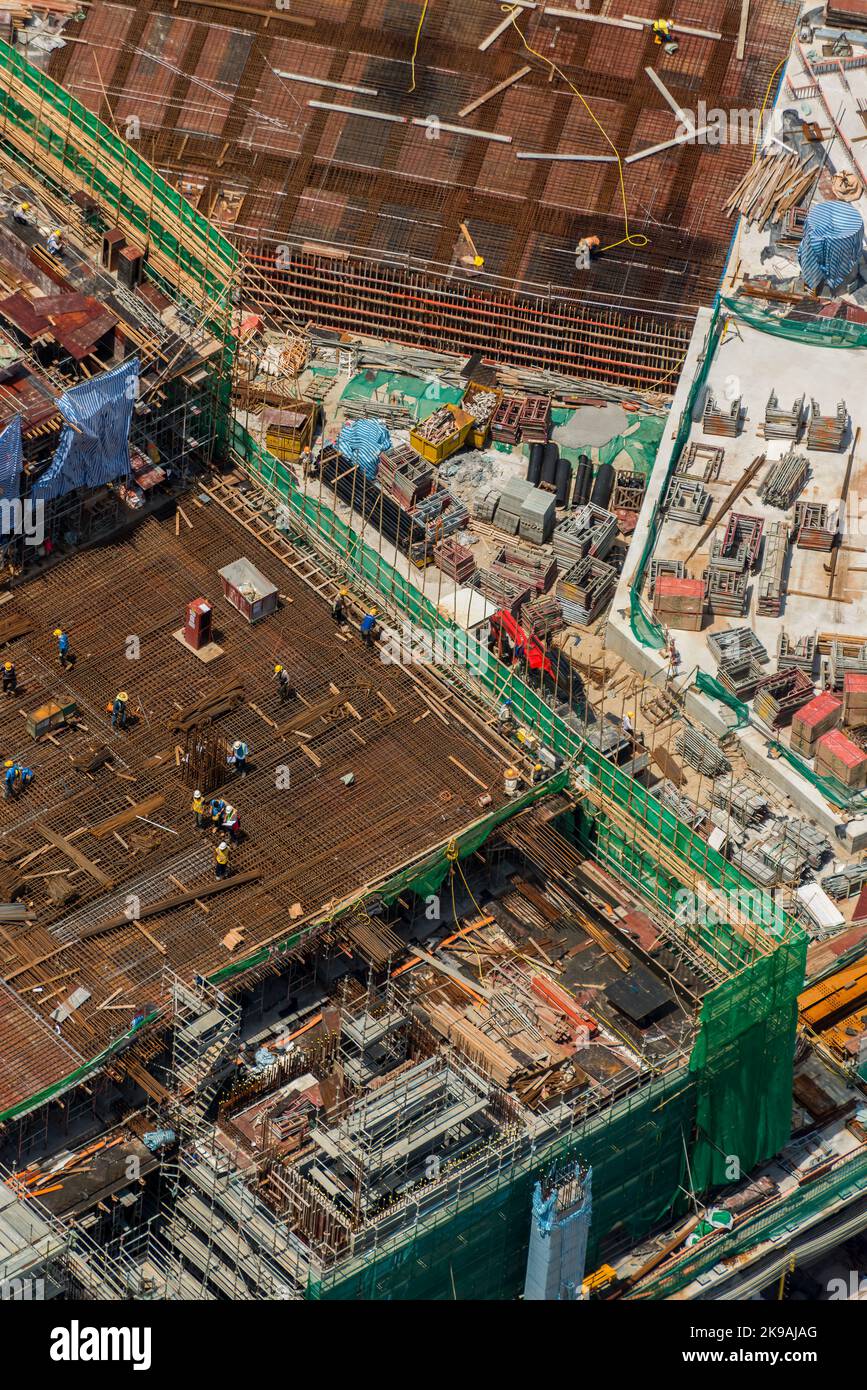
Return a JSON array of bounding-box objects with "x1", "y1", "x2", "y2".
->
[
  {"x1": 53, "y1": 229, "x2": 63, "y2": 237},
  {"x1": 340, "y1": 587, "x2": 348, "y2": 596},
  {"x1": 274, "y1": 663, "x2": 283, "y2": 674},
  {"x1": 53, "y1": 628, "x2": 62, "y2": 637},
  {"x1": 117, "y1": 691, "x2": 128, "y2": 702},
  {"x1": 3, "y1": 662, "x2": 11, "y2": 671},
  {"x1": 627, "y1": 711, "x2": 634, "y2": 719},
  {"x1": 21, "y1": 202, "x2": 30, "y2": 211},
  {"x1": 4, "y1": 759, "x2": 12, "y2": 768},
  {"x1": 369, "y1": 608, "x2": 378, "y2": 617}
]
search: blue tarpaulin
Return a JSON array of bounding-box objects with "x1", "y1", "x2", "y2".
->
[
  {"x1": 0, "y1": 416, "x2": 22, "y2": 537},
  {"x1": 32, "y1": 358, "x2": 138, "y2": 502},
  {"x1": 337, "y1": 418, "x2": 390, "y2": 479},
  {"x1": 799, "y1": 200, "x2": 864, "y2": 290}
]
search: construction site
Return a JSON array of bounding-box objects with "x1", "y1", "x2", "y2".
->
[{"x1": 0, "y1": 0, "x2": 867, "y2": 1315}]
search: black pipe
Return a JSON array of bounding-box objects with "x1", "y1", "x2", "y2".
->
[
  {"x1": 554, "y1": 457, "x2": 571, "y2": 507},
  {"x1": 571, "y1": 455, "x2": 592, "y2": 508},
  {"x1": 526, "y1": 442, "x2": 543, "y2": 484},
  {"x1": 540, "y1": 442, "x2": 558, "y2": 487},
  {"x1": 590, "y1": 461, "x2": 614, "y2": 510}
]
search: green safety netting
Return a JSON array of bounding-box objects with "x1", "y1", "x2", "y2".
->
[
  {"x1": 340, "y1": 371, "x2": 464, "y2": 421},
  {"x1": 693, "y1": 671, "x2": 749, "y2": 729},
  {"x1": 599, "y1": 414, "x2": 666, "y2": 477},
  {"x1": 721, "y1": 294, "x2": 867, "y2": 349},
  {"x1": 771, "y1": 740, "x2": 867, "y2": 811}
]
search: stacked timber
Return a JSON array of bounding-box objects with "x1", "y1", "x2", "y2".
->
[
  {"x1": 724, "y1": 150, "x2": 817, "y2": 229},
  {"x1": 816, "y1": 729, "x2": 867, "y2": 789},
  {"x1": 653, "y1": 575, "x2": 704, "y2": 631},
  {"x1": 790, "y1": 692, "x2": 842, "y2": 756},
  {"x1": 844, "y1": 672, "x2": 867, "y2": 728}
]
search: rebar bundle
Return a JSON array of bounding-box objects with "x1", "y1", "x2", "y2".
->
[
  {"x1": 758, "y1": 447, "x2": 809, "y2": 509},
  {"x1": 676, "y1": 726, "x2": 731, "y2": 777}
]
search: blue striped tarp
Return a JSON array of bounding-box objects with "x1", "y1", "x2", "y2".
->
[
  {"x1": 337, "y1": 418, "x2": 391, "y2": 479},
  {"x1": 0, "y1": 415, "x2": 22, "y2": 500},
  {"x1": 32, "y1": 358, "x2": 139, "y2": 502},
  {"x1": 799, "y1": 200, "x2": 864, "y2": 291}
]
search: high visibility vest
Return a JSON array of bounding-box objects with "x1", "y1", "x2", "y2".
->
[
  {"x1": 193, "y1": 795, "x2": 205, "y2": 814},
  {"x1": 216, "y1": 846, "x2": 229, "y2": 866}
]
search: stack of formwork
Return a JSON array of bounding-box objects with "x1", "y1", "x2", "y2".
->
[
  {"x1": 794, "y1": 501, "x2": 835, "y2": 551},
  {"x1": 518, "y1": 396, "x2": 551, "y2": 443},
  {"x1": 758, "y1": 447, "x2": 809, "y2": 508},
  {"x1": 759, "y1": 824, "x2": 828, "y2": 883},
  {"x1": 650, "y1": 780, "x2": 704, "y2": 828},
  {"x1": 764, "y1": 391, "x2": 804, "y2": 440},
  {"x1": 753, "y1": 668, "x2": 815, "y2": 728},
  {"x1": 434, "y1": 538, "x2": 476, "y2": 583},
  {"x1": 521, "y1": 593, "x2": 564, "y2": 640},
  {"x1": 756, "y1": 521, "x2": 788, "y2": 616},
  {"x1": 557, "y1": 555, "x2": 617, "y2": 625},
  {"x1": 790, "y1": 692, "x2": 842, "y2": 756},
  {"x1": 718, "y1": 513, "x2": 764, "y2": 571},
  {"x1": 704, "y1": 566, "x2": 748, "y2": 617},
  {"x1": 474, "y1": 569, "x2": 531, "y2": 615},
  {"x1": 491, "y1": 546, "x2": 557, "y2": 594},
  {"x1": 777, "y1": 630, "x2": 816, "y2": 673},
  {"x1": 664, "y1": 477, "x2": 711, "y2": 525},
  {"x1": 379, "y1": 445, "x2": 434, "y2": 506},
  {"x1": 519, "y1": 488, "x2": 557, "y2": 545},
  {"x1": 830, "y1": 639, "x2": 867, "y2": 690},
  {"x1": 816, "y1": 728, "x2": 867, "y2": 788},
  {"x1": 707, "y1": 627, "x2": 768, "y2": 667},
  {"x1": 843, "y1": 672, "x2": 867, "y2": 727},
  {"x1": 648, "y1": 557, "x2": 685, "y2": 597},
  {"x1": 495, "y1": 478, "x2": 534, "y2": 535},
  {"x1": 711, "y1": 780, "x2": 768, "y2": 825},
  {"x1": 676, "y1": 726, "x2": 730, "y2": 776},
  {"x1": 677, "y1": 442, "x2": 724, "y2": 482},
  {"x1": 807, "y1": 399, "x2": 848, "y2": 451},
  {"x1": 490, "y1": 396, "x2": 523, "y2": 445},
  {"x1": 703, "y1": 393, "x2": 742, "y2": 436},
  {"x1": 822, "y1": 860, "x2": 867, "y2": 899},
  {"x1": 552, "y1": 505, "x2": 617, "y2": 566},
  {"x1": 653, "y1": 575, "x2": 704, "y2": 631},
  {"x1": 717, "y1": 655, "x2": 765, "y2": 700}
]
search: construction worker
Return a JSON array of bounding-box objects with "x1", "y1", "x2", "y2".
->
[
  {"x1": 222, "y1": 802, "x2": 241, "y2": 844},
  {"x1": 575, "y1": 235, "x2": 601, "y2": 269},
  {"x1": 209, "y1": 797, "x2": 226, "y2": 831},
  {"x1": 192, "y1": 788, "x2": 207, "y2": 829},
  {"x1": 622, "y1": 710, "x2": 635, "y2": 737},
  {"x1": 531, "y1": 762, "x2": 545, "y2": 785},
  {"x1": 360, "y1": 610, "x2": 378, "y2": 649},
  {"x1": 3, "y1": 760, "x2": 17, "y2": 799},
  {"x1": 215, "y1": 840, "x2": 230, "y2": 880},
  {"x1": 230, "y1": 739, "x2": 249, "y2": 777},
  {"x1": 652, "y1": 17, "x2": 678, "y2": 53},
  {"x1": 2, "y1": 660, "x2": 16, "y2": 696},
  {"x1": 498, "y1": 698, "x2": 513, "y2": 730},
  {"x1": 16, "y1": 765, "x2": 33, "y2": 793},
  {"x1": 111, "y1": 691, "x2": 129, "y2": 730},
  {"x1": 46, "y1": 228, "x2": 64, "y2": 257},
  {"x1": 12, "y1": 201, "x2": 32, "y2": 225},
  {"x1": 331, "y1": 587, "x2": 348, "y2": 625},
  {"x1": 273, "y1": 663, "x2": 297, "y2": 702},
  {"x1": 54, "y1": 627, "x2": 71, "y2": 668}
]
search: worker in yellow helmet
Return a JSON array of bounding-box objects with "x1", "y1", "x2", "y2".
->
[
  {"x1": 2, "y1": 660, "x2": 16, "y2": 696},
  {"x1": 652, "y1": 17, "x2": 678, "y2": 53},
  {"x1": 192, "y1": 788, "x2": 207, "y2": 829},
  {"x1": 3, "y1": 759, "x2": 18, "y2": 800},
  {"x1": 46, "y1": 228, "x2": 64, "y2": 257},
  {"x1": 111, "y1": 691, "x2": 129, "y2": 730},
  {"x1": 622, "y1": 710, "x2": 635, "y2": 737},
  {"x1": 331, "y1": 586, "x2": 349, "y2": 625},
  {"x1": 360, "y1": 608, "x2": 379, "y2": 649},
  {"x1": 54, "y1": 627, "x2": 72, "y2": 668},
  {"x1": 214, "y1": 840, "x2": 230, "y2": 879},
  {"x1": 273, "y1": 662, "x2": 296, "y2": 702},
  {"x1": 13, "y1": 201, "x2": 32, "y2": 226}
]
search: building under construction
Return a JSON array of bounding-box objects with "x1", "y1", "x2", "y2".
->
[{"x1": 1, "y1": 3, "x2": 867, "y2": 1312}]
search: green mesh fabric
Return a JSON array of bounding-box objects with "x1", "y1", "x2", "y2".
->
[
  {"x1": 771, "y1": 740, "x2": 867, "y2": 811},
  {"x1": 721, "y1": 295, "x2": 867, "y2": 349},
  {"x1": 693, "y1": 671, "x2": 749, "y2": 728}
]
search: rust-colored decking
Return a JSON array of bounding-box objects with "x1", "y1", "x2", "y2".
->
[
  {"x1": 0, "y1": 979, "x2": 85, "y2": 1115},
  {"x1": 46, "y1": 0, "x2": 796, "y2": 384},
  {"x1": 0, "y1": 499, "x2": 508, "y2": 1069}
]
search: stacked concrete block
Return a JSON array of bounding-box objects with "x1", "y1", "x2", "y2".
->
[{"x1": 790, "y1": 692, "x2": 842, "y2": 757}]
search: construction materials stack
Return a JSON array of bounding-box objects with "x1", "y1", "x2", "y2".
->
[
  {"x1": 844, "y1": 672, "x2": 867, "y2": 729},
  {"x1": 552, "y1": 504, "x2": 617, "y2": 567},
  {"x1": 434, "y1": 538, "x2": 476, "y2": 584},
  {"x1": 495, "y1": 478, "x2": 534, "y2": 535},
  {"x1": 753, "y1": 668, "x2": 815, "y2": 728},
  {"x1": 518, "y1": 395, "x2": 551, "y2": 444},
  {"x1": 491, "y1": 546, "x2": 557, "y2": 594},
  {"x1": 816, "y1": 728, "x2": 867, "y2": 789},
  {"x1": 676, "y1": 726, "x2": 730, "y2": 776},
  {"x1": 703, "y1": 392, "x2": 742, "y2": 436},
  {"x1": 756, "y1": 521, "x2": 788, "y2": 616},
  {"x1": 519, "y1": 487, "x2": 557, "y2": 545},
  {"x1": 490, "y1": 396, "x2": 523, "y2": 445},
  {"x1": 807, "y1": 399, "x2": 848, "y2": 451},
  {"x1": 790, "y1": 692, "x2": 842, "y2": 756},
  {"x1": 764, "y1": 391, "x2": 804, "y2": 441},
  {"x1": 521, "y1": 593, "x2": 564, "y2": 641},
  {"x1": 758, "y1": 447, "x2": 809, "y2": 509},
  {"x1": 557, "y1": 556, "x2": 617, "y2": 625},
  {"x1": 652, "y1": 575, "x2": 704, "y2": 631}
]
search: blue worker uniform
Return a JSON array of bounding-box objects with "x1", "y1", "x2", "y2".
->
[
  {"x1": 4, "y1": 765, "x2": 18, "y2": 798},
  {"x1": 57, "y1": 632, "x2": 71, "y2": 667},
  {"x1": 232, "y1": 742, "x2": 249, "y2": 775},
  {"x1": 360, "y1": 614, "x2": 376, "y2": 647},
  {"x1": 210, "y1": 799, "x2": 226, "y2": 828},
  {"x1": 17, "y1": 766, "x2": 33, "y2": 790},
  {"x1": 112, "y1": 697, "x2": 128, "y2": 729}
]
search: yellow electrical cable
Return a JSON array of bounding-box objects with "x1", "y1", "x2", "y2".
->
[
  {"x1": 408, "y1": 0, "x2": 430, "y2": 94},
  {"x1": 504, "y1": 7, "x2": 648, "y2": 252},
  {"x1": 752, "y1": 53, "x2": 789, "y2": 162}
]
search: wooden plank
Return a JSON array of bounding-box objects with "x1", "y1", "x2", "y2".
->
[
  {"x1": 458, "y1": 66, "x2": 530, "y2": 118},
  {"x1": 76, "y1": 870, "x2": 262, "y2": 941},
  {"x1": 88, "y1": 795, "x2": 166, "y2": 839},
  {"x1": 736, "y1": 0, "x2": 750, "y2": 61},
  {"x1": 34, "y1": 823, "x2": 113, "y2": 887}
]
